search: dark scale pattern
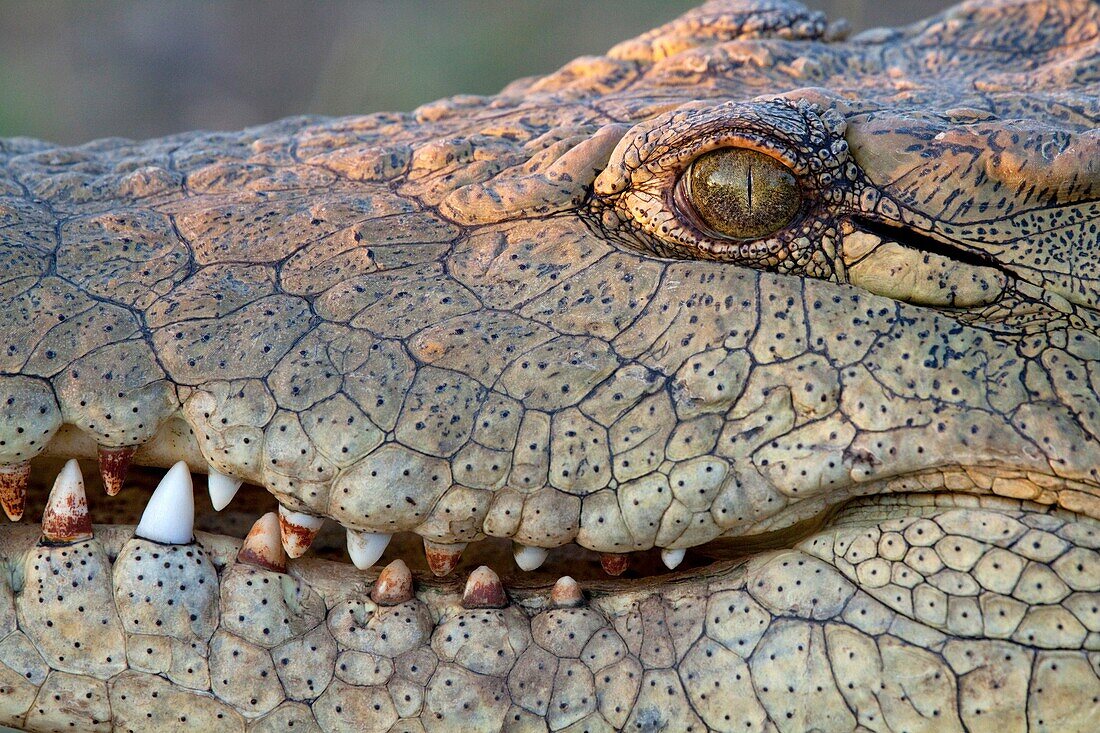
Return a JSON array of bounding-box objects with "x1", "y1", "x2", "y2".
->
[{"x1": 0, "y1": 0, "x2": 1099, "y2": 729}]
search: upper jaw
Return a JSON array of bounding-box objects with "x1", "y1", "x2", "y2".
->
[
  {"x1": 20, "y1": 187, "x2": 1099, "y2": 567},
  {"x1": 32, "y1": 247, "x2": 1099, "y2": 572},
  {"x1": 14, "y1": 189, "x2": 1098, "y2": 570}
]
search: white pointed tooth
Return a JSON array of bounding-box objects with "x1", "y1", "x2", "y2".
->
[
  {"x1": 513, "y1": 543, "x2": 549, "y2": 571},
  {"x1": 346, "y1": 529, "x2": 392, "y2": 570},
  {"x1": 135, "y1": 461, "x2": 194, "y2": 544},
  {"x1": 207, "y1": 466, "x2": 243, "y2": 511},
  {"x1": 55, "y1": 458, "x2": 83, "y2": 492},
  {"x1": 660, "y1": 548, "x2": 686, "y2": 570}
]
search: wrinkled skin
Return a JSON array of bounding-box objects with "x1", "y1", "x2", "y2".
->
[{"x1": 1, "y1": 1, "x2": 1099, "y2": 731}]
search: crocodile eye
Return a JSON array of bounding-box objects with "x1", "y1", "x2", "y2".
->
[{"x1": 676, "y1": 147, "x2": 801, "y2": 240}]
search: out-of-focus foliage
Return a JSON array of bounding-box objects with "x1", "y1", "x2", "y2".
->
[{"x1": 0, "y1": 0, "x2": 951, "y2": 145}]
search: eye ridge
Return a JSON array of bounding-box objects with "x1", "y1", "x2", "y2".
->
[{"x1": 676, "y1": 147, "x2": 802, "y2": 241}]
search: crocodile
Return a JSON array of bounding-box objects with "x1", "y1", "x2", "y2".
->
[{"x1": 0, "y1": 0, "x2": 1098, "y2": 730}]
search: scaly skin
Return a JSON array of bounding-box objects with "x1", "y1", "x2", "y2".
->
[{"x1": 1, "y1": 0, "x2": 1098, "y2": 730}]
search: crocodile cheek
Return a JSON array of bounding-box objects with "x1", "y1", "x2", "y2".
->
[
  {"x1": 846, "y1": 114, "x2": 1100, "y2": 311},
  {"x1": 15, "y1": 462, "x2": 124, "y2": 680}
]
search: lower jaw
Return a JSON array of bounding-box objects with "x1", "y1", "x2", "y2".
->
[{"x1": 2, "y1": 461, "x2": 1098, "y2": 731}]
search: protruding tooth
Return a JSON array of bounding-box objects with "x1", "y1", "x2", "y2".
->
[
  {"x1": 41, "y1": 459, "x2": 93, "y2": 543},
  {"x1": 134, "y1": 461, "x2": 194, "y2": 545},
  {"x1": 97, "y1": 445, "x2": 134, "y2": 496},
  {"x1": 660, "y1": 548, "x2": 686, "y2": 570},
  {"x1": 462, "y1": 565, "x2": 507, "y2": 609},
  {"x1": 551, "y1": 576, "x2": 583, "y2": 608},
  {"x1": 346, "y1": 529, "x2": 391, "y2": 570},
  {"x1": 207, "y1": 466, "x2": 242, "y2": 511},
  {"x1": 277, "y1": 505, "x2": 324, "y2": 558},
  {"x1": 424, "y1": 539, "x2": 465, "y2": 577},
  {"x1": 0, "y1": 462, "x2": 30, "y2": 521},
  {"x1": 513, "y1": 543, "x2": 549, "y2": 571},
  {"x1": 371, "y1": 559, "x2": 413, "y2": 605},
  {"x1": 600, "y1": 552, "x2": 629, "y2": 576},
  {"x1": 236, "y1": 512, "x2": 286, "y2": 573}
]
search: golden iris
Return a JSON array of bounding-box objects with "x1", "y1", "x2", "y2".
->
[{"x1": 680, "y1": 147, "x2": 801, "y2": 240}]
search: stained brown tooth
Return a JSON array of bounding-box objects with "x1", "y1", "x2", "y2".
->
[
  {"x1": 424, "y1": 539, "x2": 466, "y2": 577},
  {"x1": 41, "y1": 459, "x2": 93, "y2": 543},
  {"x1": 600, "y1": 552, "x2": 629, "y2": 576},
  {"x1": 551, "y1": 576, "x2": 583, "y2": 608},
  {"x1": 462, "y1": 565, "x2": 507, "y2": 609},
  {"x1": 371, "y1": 559, "x2": 414, "y2": 605},
  {"x1": 236, "y1": 512, "x2": 287, "y2": 573},
  {"x1": 0, "y1": 461, "x2": 30, "y2": 521},
  {"x1": 97, "y1": 445, "x2": 135, "y2": 496},
  {"x1": 277, "y1": 505, "x2": 324, "y2": 558}
]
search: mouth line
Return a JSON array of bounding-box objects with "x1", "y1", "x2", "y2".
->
[
  {"x1": 850, "y1": 215, "x2": 1007, "y2": 273},
  {"x1": 13, "y1": 457, "x2": 1074, "y2": 590}
]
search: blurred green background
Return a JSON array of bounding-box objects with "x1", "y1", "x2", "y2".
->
[{"x1": 1, "y1": 0, "x2": 953, "y2": 145}]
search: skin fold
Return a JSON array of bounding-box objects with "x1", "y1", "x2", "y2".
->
[{"x1": 0, "y1": 0, "x2": 1098, "y2": 731}]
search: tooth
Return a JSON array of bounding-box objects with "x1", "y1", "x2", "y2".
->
[
  {"x1": 600, "y1": 552, "x2": 630, "y2": 576},
  {"x1": 424, "y1": 539, "x2": 466, "y2": 577},
  {"x1": 660, "y1": 548, "x2": 686, "y2": 570},
  {"x1": 236, "y1": 512, "x2": 286, "y2": 573},
  {"x1": 41, "y1": 459, "x2": 93, "y2": 543},
  {"x1": 462, "y1": 565, "x2": 507, "y2": 609},
  {"x1": 134, "y1": 461, "x2": 194, "y2": 544},
  {"x1": 513, "y1": 543, "x2": 549, "y2": 571},
  {"x1": 277, "y1": 505, "x2": 324, "y2": 558},
  {"x1": 0, "y1": 461, "x2": 30, "y2": 521},
  {"x1": 551, "y1": 576, "x2": 583, "y2": 608},
  {"x1": 97, "y1": 445, "x2": 135, "y2": 496},
  {"x1": 207, "y1": 466, "x2": 242, "y2": 511},
  {"x1": 371, "y1": 559, "x2": 413, "y2": 605},
  {"x1": 346, "y1": 529, "x2": 391, "y2": 570}
]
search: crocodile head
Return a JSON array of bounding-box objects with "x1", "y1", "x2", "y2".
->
[{"x1": 1, "y1": 1, "x2": 1098, "y2": 731}]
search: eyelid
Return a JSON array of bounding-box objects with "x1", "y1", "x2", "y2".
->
[
  {"x1": 594, "y1": 98, "x2": 850, "y2": 261},
  {"x1": 647, "y1": 133, "x2": 806, "y2": 185},
  {"x1": 597, "y1": 98, "x2": 841, "y2": 192}
]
